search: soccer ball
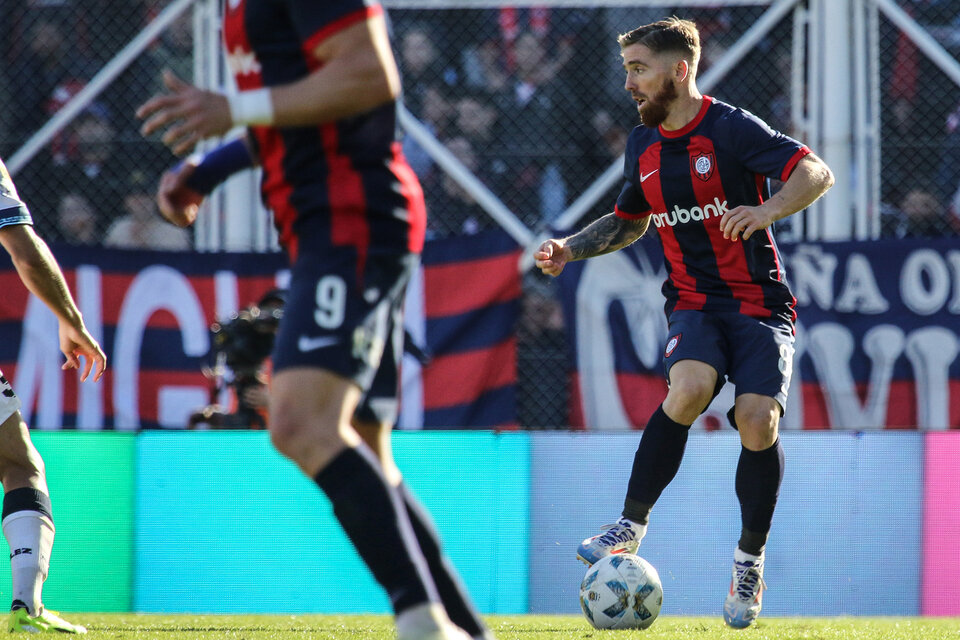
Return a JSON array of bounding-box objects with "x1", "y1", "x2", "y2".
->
[{"x1": 579, "y1": 554, "x2": 663, "y2": 630}]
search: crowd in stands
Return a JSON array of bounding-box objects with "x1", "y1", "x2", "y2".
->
[
  {"x1": 879, "y1": 0, "x2": 960, "y2": 237},
  {"x1": 0, "y1": 1, "x2": 956, "y2": 432},
  {"x1": 0, "y1": 0, "x2": 190, "y2": 250},
  {"x1": 0, "y1": 2, "x2": 958, "y2": 247}
]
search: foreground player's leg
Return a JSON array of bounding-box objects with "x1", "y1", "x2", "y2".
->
[
  {"x1": 578, "y1": 360, "x2": 716, "y2": 566},
  {"x1": 3, "y1": 488, "x2": 54, "y2": 617},
  {"x1": 0, "y1": 411, "x2": 86, "y2": 634},
  {"x1": 723, "y1": 394, "x2": 783, "y2": 629},
  {"x1": 354, "y1": 419, "x2": 493, "y2": 640},
  {"x1": 270, "y1": 369, "x2": 467, "y2": 640},
  {"x1": 398, "y1": 483, "x2": 493, "y2": 640}
]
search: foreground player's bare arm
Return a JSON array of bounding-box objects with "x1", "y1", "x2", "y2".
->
[
  {"x1": 137, "y1": 14, "x2": 398, "y2": 155},
  {"x1": 0, "y1": 225, "x2": 106, "y2": 381},
  {"x1": 534, "y1": 213, "x2": 650, "y2": 277},
  {"x1": 154, "y1": 136, "x2": 259, "y2": 227}
]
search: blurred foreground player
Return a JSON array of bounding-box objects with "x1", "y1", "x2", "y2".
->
[
  {"x1": 534, "y1": 17, "x2": 833, "y2": 628},
  {"x1": 0, "y1": 157, "x2": 106, "y2": 633},
  {"x1": 136, "y1": 2, "x2": 489, "y2": 638}
]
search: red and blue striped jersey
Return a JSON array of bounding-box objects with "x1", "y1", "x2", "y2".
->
[
  {"x1": 614, "y1": 96, "x2": 809, "y2": 324},
  {"x1": 222, "y1": 0, "x2": 425, "y2": 265}
]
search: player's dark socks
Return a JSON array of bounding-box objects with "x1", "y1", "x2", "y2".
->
[
  {"x1": 623, "y1": 405, "x2": 691, "y2": 524},
  {"x1": 314, "y1": 446, "x2": 438, "y2": 613},
  {"x1": 735, "y1": 437, "x2": 785, "y2": 556},
  {"x1": 398, "y1": 482, "x2": 488, "y2": 638}
]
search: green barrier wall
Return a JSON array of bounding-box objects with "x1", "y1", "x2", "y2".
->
[
  {"x1": 0, "y1": 433, "x2": 136, "y2": 612},
  {"x1": 134, "y1": 431, "x2": 529, "y2": 614}
]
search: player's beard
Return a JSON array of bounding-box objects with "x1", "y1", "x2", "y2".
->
[{"x1": 638, "y1": 78, "x2": 678, "y2": 128}]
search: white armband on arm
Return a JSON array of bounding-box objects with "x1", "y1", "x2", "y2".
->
[{"x1": 228, "y1": 88, "x2": 275, "y2": 126}]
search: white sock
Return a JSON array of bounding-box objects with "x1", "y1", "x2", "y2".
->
[
  {"x1": 2, "y1": 510, "x2": 54, "y2": 615},
  {"x1": 622, "y1": 517, "x2": 648, "y2": 542},
  {"x1": 734, "y1": 547, "x2": 763, "y2": 563}
]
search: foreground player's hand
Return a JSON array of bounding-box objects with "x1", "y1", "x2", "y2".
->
[
  {"x1": 59, "y1": 322, "x2": 107, "y2": 382},
  {"x1": 720, "y1": 205, "x2": 775, "y2": 242},
  {"x1": 534, "y1": 239, "x2": 572, "y2": 277},
  {"x1": 242, "y1": 383, "x2": 270, "y2": 410},
  {"x1": 136, "y1": 70, "x2": 232, "y2": 156},
  {"x1": 157, "y1": 163, "x2": 203, "y2": 227}
]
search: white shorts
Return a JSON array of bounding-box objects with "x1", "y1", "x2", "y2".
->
[{"x1": 0, "y1": 370, "x2": 21, "y2": 425}]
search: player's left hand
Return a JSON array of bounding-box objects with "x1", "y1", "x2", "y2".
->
[
  {"x1": 136, "y1": 70, "x2": 233, "y2": 156},
  {"x1": 242, "y1": 383, "x2": 270, "y2": 410},
  {"x1": 156, "y1": 163, "x2": 203, "y2": 227},
  {"x1": 58, "y1": 322, "x2": 107, "y2": 383},
  {"x1": 719, "y1": 205, "x2": 775, "y2": 242}
]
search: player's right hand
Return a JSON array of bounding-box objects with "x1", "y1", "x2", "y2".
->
[
  {"x1": 137, "y1": 70, "x2": 232, "y2": 156},
  {"x1": 58, "y1": 322, "x2": 106, "y2": 383},
  {"x1": 157, "y1": 163, "x2": 203, "y2": 227},
  {"x1": 534, "y1": 239, "x2": 571, "y2": 277}
]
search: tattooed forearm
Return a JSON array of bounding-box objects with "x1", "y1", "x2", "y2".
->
[{"x1": 565, "y1": 213, "x2": 649, "y2": 260}]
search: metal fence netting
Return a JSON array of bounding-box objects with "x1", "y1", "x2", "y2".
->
[{"x1": 1, "y1": 1, "x2": 959, "y2": 428}]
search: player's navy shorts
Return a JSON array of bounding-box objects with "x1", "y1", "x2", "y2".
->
[
  {"x1": 272, "y1": 246, "x2": 417, "y2": 425},
  {"x1": 662, "y1": 310, "x2": 795, "y2": 412}
]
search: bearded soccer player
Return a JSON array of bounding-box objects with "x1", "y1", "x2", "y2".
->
[
  {"x1": 0, "y1": 157, "x2": 106, "y2": 634},
  {"x1": 534, "y1": 17, "x2": 833, "y2": 628},
  {"x1": 135, "y1": 2, "x2": 489, "y2": 639}
]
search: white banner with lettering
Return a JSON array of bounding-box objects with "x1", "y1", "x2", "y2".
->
[{"x1": 557, "y1": 237, "x2": 960, "y2": 430}]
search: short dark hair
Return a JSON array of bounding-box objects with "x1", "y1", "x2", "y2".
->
[{"x1": 618, "y1": 17, "x2": 701, "y2": 70}]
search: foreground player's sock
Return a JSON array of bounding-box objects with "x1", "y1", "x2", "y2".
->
[
  {"x1": 2, "y1": 489, "x2": 54, "y2": 616},
  {"x1": 623, "y1": 405, "x2": 691, "y2": 524},
  {"x1": 735, "y1": 437, "x2": 785, "y2": 556},
  {"x1": 314, "y1": 446, "x2": 439, "y2": 614},
  {"x1": 398, "y1": 482, "x2": 489, "y2": 639}
]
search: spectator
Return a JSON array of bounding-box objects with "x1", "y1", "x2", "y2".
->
[
  {"x1": 494, "y1": 30, "x2": 573, "y2": 225},
  {"x1": 104, "y1": 170, "x2": 191, "y2": 250},
  {"x1": 936, "y1": 100, "x2": 960, "y2": 204},
  {"x1": 54, "y1": 193, "x2": 100, "y2": 246},
  {"x1": 879, "y1": 15, "x2": 955, "y2": 206},
  {"x1": 402, "y1": 84, "x2": 454, "y2": 181},
  {"x1": 455, "y1": 88, "x2": 501, "y2": 149},
  {"x1": 590, "y1": 109, "x2": 628, "y2": 161},
  {"x1": 883, "y1": 187, "x2": 958, "y2": 237},
  {"x1": 397, "y1": 24, "x2": 458, "y2": 115},
  {"x1": 425, "y1": 137, "x2": 491, "y2": 237},
  {"x1": 468, "y1": 7, "x2": 586, "y2": 91},
  {"x1": 50, "y1": 111, "x2": 129, "y2": 230},
  {"x1": 453, "y1": 88, "x2": 510, "y2": 196},
  {"x1": 6, "y1": 15, "x2": 92, "y2": 144},
  {"x1": 516, "y1": 275, "x2": 568, "y2": 429}
]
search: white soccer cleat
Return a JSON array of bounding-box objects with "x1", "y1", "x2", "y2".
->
[
  {"x1": 397, "y1": 623, "x2": 472, "y2": 640},
  {"x1": 723, "y1": 548, "x2": 766, "y2": 629},
  {"x1": 576, "y1": 517, "x2": 644, "y2": 566},
  {"x1": 396, "y1": 603, "x2": 473, "y2": 640}
]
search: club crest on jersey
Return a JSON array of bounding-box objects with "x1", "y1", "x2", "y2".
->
[
  {"x1": 691, "y1": 152, "x2": 715, "y2": 182},
  {"x1": 226, "y1": 46, "x2": 262, "y2": 77},
  {"x1": 665, "y1": 333, "x2": 682, "y2": 358}
]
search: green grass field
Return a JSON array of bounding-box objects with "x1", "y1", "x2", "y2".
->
[{"x1": 53, "y1": 614, "x2": 960, "y2": 639}]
